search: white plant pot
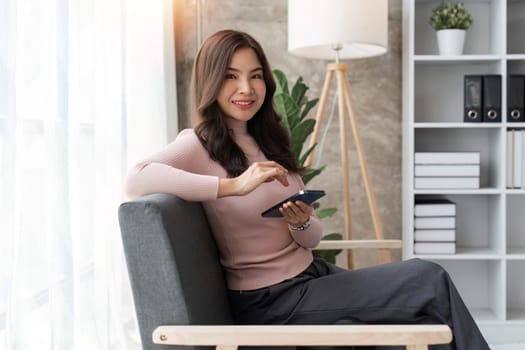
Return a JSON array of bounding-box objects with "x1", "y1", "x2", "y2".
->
[{"x1": 436, "y1": 29, "x2": 466, "y2": 55}]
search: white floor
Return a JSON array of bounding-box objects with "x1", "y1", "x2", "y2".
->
[{"x1": 491, "y1": 344, "x2": 525, "y2": 350}]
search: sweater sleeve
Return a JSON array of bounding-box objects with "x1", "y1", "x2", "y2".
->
[
  {"x1": 123, "y1": 129, "x2": 219, "y2": 201},
  {"x1": 287, "y1": 174, "x2": 323, "y2": 248},
  {"x1": 289, "y1": 216, "x2": 323, "y2": 248}
]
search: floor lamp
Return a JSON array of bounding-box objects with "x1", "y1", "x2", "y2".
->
[{"x1": 288, "y1": 0, "x2": 390, "y2": 268}]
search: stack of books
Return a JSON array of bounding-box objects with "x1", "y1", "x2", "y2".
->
[
  {"x1": 506, "y1": 129, "x2": 525, "y2": 188},
  {"x1": 414, "y1": 152, "x2": 481, "y2": 189},
  {"x1": 414, "y1": 197, "x2": 456, "y2": 254}
]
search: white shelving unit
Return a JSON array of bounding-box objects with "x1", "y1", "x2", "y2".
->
[{"x1": 402, "y1": 0, "x2": 525, "y2": 344}]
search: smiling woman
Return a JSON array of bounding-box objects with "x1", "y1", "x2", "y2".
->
[
  {"x1": 123, "y1": 29, "x2": 491, "y2": 350},
  {"x1": 0, "y1": 0, "x2": 176, "y2": 348},
  {"x1": 216, "y1": 48, "x2": 266, "y2": 122}
]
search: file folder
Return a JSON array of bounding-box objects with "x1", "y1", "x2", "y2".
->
[
  {"x1": 483, "y1": 74, "x2": 501, "y2": 122},
  {"x1": 464, "y1": 75, "x2": 483, "y2": 122},
  {"x1": 508, "y1": 75, "x2": 525, "y2": 122}
]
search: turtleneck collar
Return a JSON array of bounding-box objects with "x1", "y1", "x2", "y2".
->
[
  {"x1": 224, "y1": 117, "x2": 263, "y2": 159},
  {"x1": 225, "y1": 117, "x2": 249, "y2": 136}
]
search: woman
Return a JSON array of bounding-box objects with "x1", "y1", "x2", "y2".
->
[{"x1": 124, "y1": 29, "x2": 490, "y2": 350}]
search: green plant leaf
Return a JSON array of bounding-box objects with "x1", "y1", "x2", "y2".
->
[
  {"x1": 429, "y1": 1, "x2": 473, "y2": 30},
  {"x1": 298, "y1": 143, "x2": 317, "y2": 168},
  {"x1": 291, "y1": 76, "x2": 307, "y2": 105},
  {"x1": 273, "y1": 93, "x2": 289, "y2": 130},
  {"x1": 316, "y1": 207, "x2": 337, "y2": 219},
  {"x1": 302, "y1": 165, "x2": 325, "y2": 185},
  {"x1": 300, "y1": 98, "x2": 319, "y2": 120},
  {"x1": 322, "y1": 232, "x2": 343, "y2": 241},
  {"x1": 276, "y1": 93, "x2": 301, "y2": 131},
  {"x1": 291, "y1": 119, "x2": 315, "y2": 159},
  {"x1": 272, "y1": 69, "x2": 289, "y2": 95}
]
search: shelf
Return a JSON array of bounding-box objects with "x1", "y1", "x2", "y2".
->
[
  {"x1": 507, "y1": 54, "x2": 525, "y2": 60},
  {"x1": 411, "y1": 195, "x2": 503, "y2": 256},
  {"x1": 414, "y1": 62, "x2": 502, "y2": 122},
  {"x1": 404, "y1": 0, "x2": 525, "y2": 342},
  {"x1": 413, "y1": 0, "x2": 505, "y2": 56},
  {"x1": 414, "y1": 247, "x2": 501, "y2": 260},
  {"x1": 414, "y1": 55, "x2": 503, "y2": 64},
  {"x1": 414, "y1": 122, "x2": 502, "y2": 128},
  {"x1": 505, "y1": 122, "x2": 525, "y2": 128},
  {"x1": 414, "y1": 188, "x2": 501, "y2": 195},
  {"x1": 414, "y1": 129, "x2": 503, "y2": 188},
  {"x1": 431, "y1": 260, "x2": 504, "y2": 321}
]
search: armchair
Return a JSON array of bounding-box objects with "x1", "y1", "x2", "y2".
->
[{"x1": 118, "y1": 194, "x2": 451, "y2": 350}]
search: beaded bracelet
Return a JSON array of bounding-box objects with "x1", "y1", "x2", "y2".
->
[{"x1": 288, "y1": 217, "x2": 311, "y2": 231}]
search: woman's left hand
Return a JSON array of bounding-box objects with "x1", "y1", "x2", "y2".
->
[{"x1": 279, "y1": 200, "x2": 312, "y2": 227}]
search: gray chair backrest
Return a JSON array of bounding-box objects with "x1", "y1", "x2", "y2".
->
[{"x1": 118, "y1": 193, "x2": 233, "y2": 350}]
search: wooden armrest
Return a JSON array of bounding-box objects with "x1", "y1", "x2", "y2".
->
[
  {"x1": 153, "y1": 324, "x2": 452, "y2": 350},
  {"x1": 314, "y1": 239, "x2": 403, "y2": 250}
]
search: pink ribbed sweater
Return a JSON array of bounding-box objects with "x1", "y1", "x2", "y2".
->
[{"x1": 123, "y1": 119, "x2": 323, "y2": 290}]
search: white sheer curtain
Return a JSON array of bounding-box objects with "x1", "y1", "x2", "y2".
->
[{"x1": 0, "y1": 0, "x2": 177, "y2": 348}]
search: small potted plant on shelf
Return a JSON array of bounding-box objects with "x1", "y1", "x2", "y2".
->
[{"x1": 429, "y1": 1, "x2": 473, "y2": 55}]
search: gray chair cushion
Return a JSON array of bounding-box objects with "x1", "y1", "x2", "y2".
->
[{"x1": 119, "y1": 193, "x2": 233, "y2": 350}]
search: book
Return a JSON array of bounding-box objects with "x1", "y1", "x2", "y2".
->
[
  {"x1": 514, "y1": 129, "x2": 522, "y2": 188},
  {"x1": 507, "y1": 129, "x2": 514, "y2": 188},
  {"x1": 414, "y1": 152, "x2": 480, "y2": 165},
  {"x1": 414, "y1": 177, "x2": 479, "y2": 189},
  {"x1": 414, "y1": 198, "x2": 456, "y2": 217},
  {"x1": 414, "y1": 197, "x2": 456, "y2": 216},
  {"x1": 414, "y1": 242, "x2": 456, "y2": 254},
  {"x1": 507, "y1": 129, "x2": 524, "y2": 189},
  {"x1": 522, "y1": 130, "x2": 525, "y2": 188},
  {"x1": 414, "y1": 216, "x2": 455, "y2": 229},
  {"x1": 414, "y1": 164, "x2": 480, "y2": 177},
  {"x1": 414, "y1": 229, "x2": 456, "y2": 242}
]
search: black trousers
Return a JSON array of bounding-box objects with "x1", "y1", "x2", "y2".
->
[{"x1": 227, "y1": 257, "x2": 490, "y2": 350}]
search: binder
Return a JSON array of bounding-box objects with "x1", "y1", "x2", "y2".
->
[
  {"x1": 482, "y1": 74, "x2": 502, "y2": 122},
  {"x1": 464, "y1": 75, "x2": 483, "y2": 122},
  {"x1": 508, "y1": 75, "x2": 525, "y2": 122}
]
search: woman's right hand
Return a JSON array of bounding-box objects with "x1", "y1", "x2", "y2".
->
[{"x1": 218, "y1": 161, "x2": 289, "y2": 197}]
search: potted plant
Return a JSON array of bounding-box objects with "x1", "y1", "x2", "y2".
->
[
  {"x1": 429, "y1": 1, "x2": 473, "y2": 55},
  {"x1": 272, "y1": 69, "x2": 342, "y2": 264}
]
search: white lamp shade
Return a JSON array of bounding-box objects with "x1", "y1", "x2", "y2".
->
[{"x1": 288, "y1": 0, "x2": 388, "y2": 60}]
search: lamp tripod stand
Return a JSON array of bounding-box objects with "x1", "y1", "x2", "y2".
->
[{"x1": 305, "y1": 62, "x2": 391, "y2": 269}]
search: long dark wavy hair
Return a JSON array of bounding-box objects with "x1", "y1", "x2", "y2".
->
[{"x1": 192, "y1": 29, "x2": 300, "y2": 177}]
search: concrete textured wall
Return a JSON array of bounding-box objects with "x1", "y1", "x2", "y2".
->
[{"x1": 174, "y1": 0, "x2": 403, "y2": 268}]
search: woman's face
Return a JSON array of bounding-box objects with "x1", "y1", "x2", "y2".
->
[{"x1": 217, "y1": 47, "x2": 266, "y2": 123}]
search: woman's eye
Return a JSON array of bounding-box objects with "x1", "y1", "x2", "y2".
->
[
  {"x1": 225, "y1": 74, "x2": 236, "y2": 79},
  {"x1": 252, "y1": 73, "x2": 263, "y2": 79}
]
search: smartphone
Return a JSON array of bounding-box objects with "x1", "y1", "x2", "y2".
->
[{"x1": 261, "y1": 190, "x2": 326, "y2": 217}]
